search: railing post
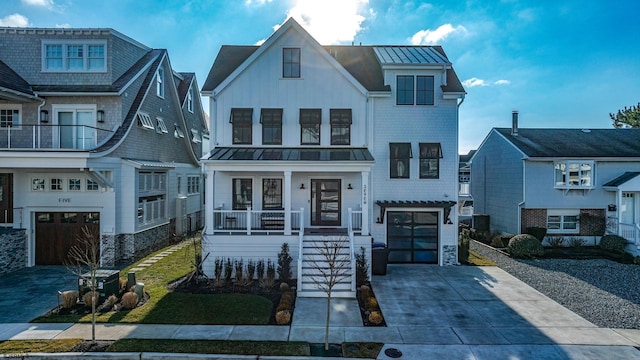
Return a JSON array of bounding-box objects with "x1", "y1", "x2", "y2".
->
[
  {"x1": 246, "y1": 207, "x2": 252, "y2": 235},
  {"x1": 297, "y1": 207, "x2": 304, "y2": 293}
]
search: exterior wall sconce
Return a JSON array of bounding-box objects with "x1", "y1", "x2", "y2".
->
[
  {"x1": 97, "y1": 110, "x2": 105, "y2": 123},
  {"x1": 299, "y1": 183, "x2": 305, "y2": 190},
  {"x1": 347, "y1": 183, "x2": 353, "y2": 190},
  {"x1": 40, "y1": 110, "x2": 49, "y2": 123}
]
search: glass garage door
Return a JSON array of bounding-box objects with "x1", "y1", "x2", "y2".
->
[{"x1": 387, "y1": 211, "x2": 438, "y2": 263}]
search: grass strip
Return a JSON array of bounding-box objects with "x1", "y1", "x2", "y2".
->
[
  {"x1": 468, "y1": 250, "x2": 497, "y2": 266},
  {"x1": 107, "y1": 339, "x2": 310, "y2": 356},
  {"x1": 0, "y1": 339, "x2": 83, "y2": 353}
]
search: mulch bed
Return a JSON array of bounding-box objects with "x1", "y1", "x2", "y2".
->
[{"x1": 355, "y1": 282, "x2": 386, "y2": 326}]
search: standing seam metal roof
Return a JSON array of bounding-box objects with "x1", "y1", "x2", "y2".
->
[{"x1": 373, "y1": 46, "x2": 450, "y2": 64}]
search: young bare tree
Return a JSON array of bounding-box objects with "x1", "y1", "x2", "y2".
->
[
  {"x1": 66, "y1": 225, "x2": 102, "y2": 344},
  {"x1": 307, "y1": 235, "x2": 352, "y2": 351}
]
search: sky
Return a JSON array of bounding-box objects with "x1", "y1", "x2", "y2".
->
[{"x1": 2, "y1": 0, "x2": 640, "y2": 154}]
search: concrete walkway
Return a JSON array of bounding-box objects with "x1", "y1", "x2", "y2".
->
[{"x1": 2, "y1": 258, "x2": 640, "y2": 358}]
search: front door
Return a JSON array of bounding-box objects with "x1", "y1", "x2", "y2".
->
[
  {"x1": 0, "y1": 174, "x2": 12, "y2": 223},
  {"x1": 311, "y1": 179, "x2": 341, "y2": 226}
]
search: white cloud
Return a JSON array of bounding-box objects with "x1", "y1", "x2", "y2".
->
[
  {"x1": 494, "y1": 79, "x2": 511, "y2": 85},
  {"x1": 283, "y1": 0, "x2": 371, "y2": 44},
  {"x1": 21, "y1": 0, "x2": 54, "y2": 9},
  {"x1": 55, "y1": 23, "x2": 70, "y2": 28},
  {"x1": 410, "y1": 24, "x2": 467, "y2": 45},
  {"x1": 0, "y1": 13, "x2": 29, "y2": 27},
  {"x1": 462, "y1": 77, "x2": 489, "y2": 88},
  {"x1": 245, "y1": 0, "x2": 273, "y2": 5}
]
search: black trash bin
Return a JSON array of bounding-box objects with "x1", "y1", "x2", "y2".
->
[{"x1": 371, "y1": 242, "x2": 390, "y2": 275}]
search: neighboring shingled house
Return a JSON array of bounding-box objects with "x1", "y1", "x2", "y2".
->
[
  {"x1": 0, "y1": 27, "x2": 208, "y2": 273},
  {"x1": 471, "y1": 112, "x2": 640, "y2": 254},
  {"x1": 200, "y1": 18, "x2": 465, "y2": 297}
]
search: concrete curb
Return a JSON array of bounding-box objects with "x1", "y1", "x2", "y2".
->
[{"x1": 2, "y1": 353, "x2": 366, "y2": 360}]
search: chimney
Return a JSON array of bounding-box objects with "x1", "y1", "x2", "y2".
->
[{"x1": 511, "y1": 110, "x2": 519, "y2": 136}]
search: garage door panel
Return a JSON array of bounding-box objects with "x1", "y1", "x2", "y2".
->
[
  {"x1": 414, "y1": 251, "x2": 438, "y2": 263},
  {"x1": 413, "y1": 237, "x2": 437, "y2": 250},
  {"x1": 35, "y1": 212, "x2": 100, "y2": 265},
  {"x1": 387, "y1": 211, "x2": 438, "y2": 264},
  {"x1": 388, "y1": 251, "x2": 412, "y2": 263}
]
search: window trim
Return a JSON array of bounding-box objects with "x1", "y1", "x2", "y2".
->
[
  {"x1": 554, "y1": 160, "x2": 594, "y2": 189},
  {"x1": 68, "y1": 178, "x2": 82, "y2": 191},
  {"x1": 262, "y1": 178, "x2": 283, "y2": 210},
  {"x1": 156, "y1": 118, "x2": 168, "y2": 134},
  {"x1": 547, "y1": 209, "x2": 580, "y2": 234},
  {"x1": 396, "y1": 75, "x2": 414, "y2": 105},
  {"x1": 330, "y1": 109, "x2": 352, "y2": 146},
  {"x1": 0, "y1": 104, "x2": 22, "y2": 130},
  {"x1": 157, "y1": 66, "x2": 165, "y2": 98},
  {"x1": 50, "y1": 178, "x2": 63, "y2": 191},
  {"x1": 232, "y1": 178, "x2": 253, "y2": 210},
  {"x1": 31, "y1": 178, "x2": 45, "y2": 191},
  {"x1": 300, "y1": 109, "x2": 321, "y2": 145},
  {"x1": 52, "y1": 104, "x2": 97, "y2": 149},
  {"x1": 190, "y1": 129, "x2": 202, "y2": 143},
  {"x1": 187, "y1": 175, "x2": 200, "y2": 195},
  {"x1": 230, "y1": 108, "x2": 253, "y2": 145},
  {"x1": 187, "y1": 87, "x2": 194, "y2": 113},
  {"x1": 174, "y1": 123, "x2": 185, "y2": 138},
  {"x1": 282, "y1": 48, "x2": 301, "y2": 78},
  {"x1": 416, "y1": 75, "x2": 435, "y2": 105},
  {"x1": 41, "y1": 40, "x2": 107, "y2": 73},
  {"x1": 137, "y1": 113, "x2": 155, "y2": 130},
  {"x1": 419, "y1": 143, "x2": 443, "y2": 179},
  {"x1": 260, "y1": 108, "x2": 283, "y2": 145}
]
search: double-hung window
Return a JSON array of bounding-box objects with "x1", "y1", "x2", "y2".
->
[
  {"x1": 232, "y1": 178, "x2": 252, "y2": 210},
  {"x1": 42, "y1": 41, "x2": 106, "y2": 72},
  {"x1": 187, "y1": 175, "x2": 200, "y2": 195},
  {"x1": 397, "y1": 75, "x2": 435, "y2": 105},
  {"x1": 300, "y1": 109, "x2": 321, "y2": 145},
  {"x1": 419, "y1": 143, "x2": 442, "y2": 179},
  {"x1": 138, "y1": 171, "x2": 167, "y2": 226},
  {"x1": 330, "y1": 109, "x2": 351, "y2": 145},
  {"x1": 390, "y1": 143, "x2": 411, "y2": 179},
  {"x1": 283, "y1": 48, "x2": 300, "y2": 78},
  {"x1": 230, "y1": 108, "x2": 253, "y2": 144},
  {"x1": 554, "y1": 161, "x2": 593, "y2": 188},
  {"x1": 0, "y1": 105, "x2": 21, "y2": 129},
  {"x1": 261, "y1": 109, "x2": 283, "y2": 145},
  {"x1": 263, "y1": 179, "x2": 283, "y2": 209},
  {"x1": 547, "y1": 210, "x2": 579, "y2": 234}
]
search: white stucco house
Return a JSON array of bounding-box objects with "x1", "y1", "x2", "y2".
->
[
  {"x1": 200, "y1": 18, "x2": 465, "y2": 297},
  {"x1": 471, "y1": 112, "x2": 640, "y2": 254}
]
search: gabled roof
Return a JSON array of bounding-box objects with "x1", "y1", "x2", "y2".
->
[
  {"x1": 603, "y1": 172, "x2": 640, "y2": 187},
  {"x1": 201, "y1": 18, "x2": 464, "y2": 95},
  {"x1": 494, "y1": 128, "x2": 640, "y2": 158},
  {"x1": 0, "y1": 59, "x2": 35, "y2": 98}
]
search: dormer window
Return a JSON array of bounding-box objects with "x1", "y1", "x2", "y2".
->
[
  {"x1": 397, "y1": 75, "x2": 435, "y2": 105},
  {"x1": 42, "y1": 41, "x2": 106, "y2": 72},
  {"x1": 554, "y1": 161, "x2": 593, "y2": 188},
  {"x1": 283, "y1": 48, "x2": 300, "y2": 78}
]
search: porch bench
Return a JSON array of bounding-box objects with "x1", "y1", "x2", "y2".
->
[{"x1": 260, "y1": 211, "x2": 285, "y2": 230}]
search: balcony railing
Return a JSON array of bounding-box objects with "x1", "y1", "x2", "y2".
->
[
  {"x1": 212, "y1": 208, "x2": 302, "y2": 234},
  {"x1": 348, "y1": 209, "x2": 362, "y2": 233},
  {"x1": 0, "y1": 124, "x2": 113, "y2": 150}
]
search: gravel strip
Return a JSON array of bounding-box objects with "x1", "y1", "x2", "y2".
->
[{"x1": 470, "y1": 240, "x2": 640, "y2": 329}]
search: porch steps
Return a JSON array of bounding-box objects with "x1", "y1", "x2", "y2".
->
[{"x1": 297, "y1": 236, "x2": 355, "y2": 298}]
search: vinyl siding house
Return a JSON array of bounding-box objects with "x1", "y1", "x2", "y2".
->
[
  {"x1": 201, "y1": 18, "x2": 465, "y2": 297},
  {"x1": 0, "y1": 27, "x2": 208, "y2": 274},
  {"x1": 471, "y1": 113, "x2": 640, "y2": 255}
]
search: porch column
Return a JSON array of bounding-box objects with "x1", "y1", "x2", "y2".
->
[
  {"x1": 284, "y1": 171, "x2": 292, "y2": 235},
  {"x1": 204, "y1": 169, "x2": 215, "y2": 235},
  {"x1": 361, "y1": 171, "x2": 370, "y2": 236}
]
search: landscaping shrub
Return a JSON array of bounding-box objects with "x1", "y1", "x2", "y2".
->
[
  {"x1": 526, "y1": 227, "x2": 547, "y2": 242},
  {"x1": 246, "y1": 259, "x2": 256, "y2": 282},
  {"x1": 214, "y1": 258, "x2": 224, "y2": 287},
  {"x1": 567, "y1": 237, "x2": 585, "y2": 247},
  {"x1": 355, "y1": 247, "x2": 369, "y2": 287},
  {"x1": 507, "y1": 234, "x2": 544, "y2": 258},
  {"x1": 490, "y1": 234, "x2": 506, "y2": 248},
  {"x1": 256, "y1": 259, "x2": 265, "y2": 281},
  {"x1": 275, "y1": 310, "x2": 291, "y2": 325},
  {"x1": 546, "y1": 236, "x2": 564, "y2": 248},
  {"x1": 224, "y1": 258, "x2": 233, "y2": 283},
  {"x1": 365, "y1": 297, "x2": 379, "y2": 312},
  {"x1": 261, "y1": 259, "x2": 276, "y2": 288},
  {"x1": 234, "y1": 258, "x2": 245, "y2": 284},
  {"x1": 277, "y1": 243, "x2": 293, "y2": 282},
  {"x1": 458, "y1": 229, "x2": 471, "y2": 263},
  {"x1": 599, "y1": 235, "x2": 627, "y2": 253},
  {"x1": 280, "y1": 282, "x2": 290, "y2": 292},
  {"x1": 634, "y1": 256, "x2": 640, "y2": 265},
  {"x1": 82, "y1": 291, "x2": 99, "y2": 308},
  {"x1": 121, "y1": 291, "x2": 139, "y2": 310},
  {"x1": 60, "y1": 291, "x2": 78, "y2": 309},
  {"x1": 368, "y1": 311, "x2": 383, "y2": 325}
]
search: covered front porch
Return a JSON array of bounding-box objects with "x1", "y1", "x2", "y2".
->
[{"x1": 604, "y1": 172, "x2": 640, "y2": 250}]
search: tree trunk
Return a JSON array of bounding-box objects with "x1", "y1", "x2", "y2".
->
[{"x1": 325, "y1": 290, "x2": 331, "y2": 351}]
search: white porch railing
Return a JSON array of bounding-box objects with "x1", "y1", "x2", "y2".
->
[
  {"x1": 347, "y1": 208, "x2": 357, "y2": 292},
  {"x1": 607, "y1": 217, "x2": 640, "y2": 246},
  {"x1": 212, "y1": 207, "x2": 302, "y2": 234},
  {"x1": 348, "y1": 210, "x2": 362, "y2": 233},
  {"x1": 459, "y1": 206, "x2": 473, "y2": 216},
  {"x1": 297, "y1": 208, "x2": 305, "y2": 293}
]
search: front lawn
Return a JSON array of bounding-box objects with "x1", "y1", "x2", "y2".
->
[{"x1": 32, "y1": 238, "x2": 273, "y2": 325}]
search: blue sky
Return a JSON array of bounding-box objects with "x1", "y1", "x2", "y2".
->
[{"x1": 3, "y1": 0, "x2": 640, "y2": 153}]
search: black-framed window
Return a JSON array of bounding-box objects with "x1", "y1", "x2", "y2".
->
[
  {"x1": 300, "y1": 109, "x2": 321, "y2": 145},
  {"x1": 232, "y1": 178, "x2": 252, "y2": 210},
  {"x1": 283, "y1": 48, "x2": 300, "y2": 78},
  {"x1": 419, "y1": 143, "x2": 442, "y2": 179},
  {"x1": 261, "y1": 108, "x2": 283, "y2": 145},
  {"x1": 416, "y1": 76, "x2": 435, "y2": 105},
  {"x1": 330, "y1": 109, "x2": 351, "y2": 145},
  {"x1": 390, "y1": 143, "x2": 411, "y2": 178},
  {"x1": 230, "y1": 108, "x2": 253, "y2": 144},
  {"x1": 396, "y1": 75, "x2": 414, "y2": 105},
  {"x1": 262, "y1": 179, "x2": 282, "y2": 209}
]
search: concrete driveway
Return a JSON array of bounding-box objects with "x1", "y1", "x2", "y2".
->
[{"x1": 0, "y1": 266, "x2": 77, "y2": 322}]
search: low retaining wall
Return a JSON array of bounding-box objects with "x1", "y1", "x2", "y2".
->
[{"x1": 0, "y1": 229, "x2": 27, "y2": 275}]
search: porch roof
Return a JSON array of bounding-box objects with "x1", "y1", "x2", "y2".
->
[
  {"x1": 603, "y1": 172, "x2": 640, "y2": 190},
  {"x1": 205, "y1": 147, "x2": 374, "y2": 162},
  {"x1": 375, "y1": 200, "x2": 457, "y2": 224}
]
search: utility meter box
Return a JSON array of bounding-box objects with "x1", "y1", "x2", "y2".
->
[{"x1": 78, "y1": 269, "x2": 120, "y2": 302}]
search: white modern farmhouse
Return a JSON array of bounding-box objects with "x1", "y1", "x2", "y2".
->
[{"x1": 201, "y1": 18, "x2": 465, "y2": 297}]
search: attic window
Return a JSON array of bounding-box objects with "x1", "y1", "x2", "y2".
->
[
  {"x1": 174, "y1": 123, "x2": 185, "y2": 138},
  {"x1": 283, "y1": 48, "x2": 300, "y2": 78},
  {"x1": 156, "y1": 118, "x2": 168, "y2": 134},
  {"x1": 191, "y1": 129, "x2": 202, "y2": 143},
  {"x1": 137, "y1": 113, "x2": 155, "y2": 130}
]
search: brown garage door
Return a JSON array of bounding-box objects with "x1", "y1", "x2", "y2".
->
[{"x1": 35, "y1": 212, "x2": 100, "y2": 265}]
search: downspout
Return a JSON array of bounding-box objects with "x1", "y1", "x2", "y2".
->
[{"x1": 517, "y1": 158, "x2": 526, "y2": 234}]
